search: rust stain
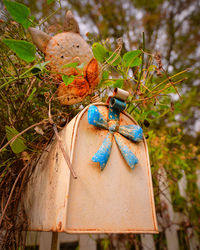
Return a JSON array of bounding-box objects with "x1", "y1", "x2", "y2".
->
[
  {"x1": 86, "y1": 58, "x2": 100, "y2": 92},
  {"x1": 25, "y1": 103, "x2": 158, "y2": 234},
  {"x1": 56, "y1": 58, "x2": 100, "y2": 105},
  {"x1": 27, "y1": 227, "x2": 158, "y2": 233},
  {"x1": 29, "y1": 12, "x2": 101, "y2": 105},
  {"x1": 64, "y1": 228, "x2": 158, "y2": 233},
  {"x1": 57, "y1": 76, "x2": 89, "y2": 105},
  {"x1": 144, "y1": 139, "x2": 158, "y2": 231},
  {"x1": 57, "y1": 221, "x2": 62, "y2": 231},
  {"x1": 44, "y1": 32, "x2": 100, "y2": 105}
]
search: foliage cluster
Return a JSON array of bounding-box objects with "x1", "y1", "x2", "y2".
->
[{"x1": 0, "y1": 0, "x2": 199, "y2": 249}]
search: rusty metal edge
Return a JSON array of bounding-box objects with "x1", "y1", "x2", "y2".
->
[
  {"x1": 64, "y1": 230, "x2": 159, "y2": 234},
  {"x1": 67, "y1": 103, "x2": 158, "y2": 233},
  {"x1": 26, "y1": 228, "x2": 159, "y2": 234}
]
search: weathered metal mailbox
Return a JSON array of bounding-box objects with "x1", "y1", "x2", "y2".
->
[{"x1": 24, "y1": 90, "x2": 158, "y2": 234}]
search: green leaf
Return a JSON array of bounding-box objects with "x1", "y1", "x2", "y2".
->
[
  {"x1": 107, "y1": 52, "x2": 121, "y2": 66},
  {"x1": 92, "y1": 43, "x2": 121, "y2": 66},
  {"x1": 62, "y1": 75, "x2": 75, "y2": 86},
  {"x1": 123, "y1": 50, "x2": 142, "y2": 67},
  {"x1": 102, "y1": 70, "x2": 109, "y2": 80},
  {"x1": 47, "y1": 0, "x2": 54, "y2": 4},
  {"x1": 32, "y1": 61, "x2": 50, "y2": 71},
  {"x1": 164, "y1": 86, "x2": 177, "y2": 94},
  {"x1": 113, "y1": 79, "x2": 123, "y2": 88},
  {"x1": 102, "y1": 80, "x2": 115, "y2": 87},
  {"x1": 3, "y1": 0, "x2": 32, "y2": 28},
  {"x1": 3, "y1": 39, "x2": 36, "y2": 62},
  {"x1": 5, "y1": 126, "x2": 27, "y2": 154},
  {"x1": 62, "y1": 62, "x2": 78, "y2": 69},
  {"x1": 30, "y1": 61, "x2": 50, "y2": 76},
  {"x1": 26, "y1": 87, "x2": 37, "y2": 102},
  {"x1": 92, "y1": 43, "x2": 109, "y2": 63}
]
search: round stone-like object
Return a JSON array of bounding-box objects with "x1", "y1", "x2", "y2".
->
[{"x1": 45, "y1": 32, "x2": 93, "y2": 75}]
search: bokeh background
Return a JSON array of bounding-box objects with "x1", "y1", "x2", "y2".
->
[{"x1": 0, "y1": 0, "x2": 200, "y2": 249}]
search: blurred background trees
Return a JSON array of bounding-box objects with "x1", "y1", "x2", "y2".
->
[{"x1": 0, "y1": 0, "x2": 199, "y2": 249}]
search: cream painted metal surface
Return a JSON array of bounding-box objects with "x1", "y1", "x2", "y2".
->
[{"x1": 24, "y1": 104, "x2": 158, "y2": 233}]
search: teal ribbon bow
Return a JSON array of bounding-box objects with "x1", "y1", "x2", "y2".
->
[{"x1": 88, "y1": 98, "x2": 143, "y2": 170}]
